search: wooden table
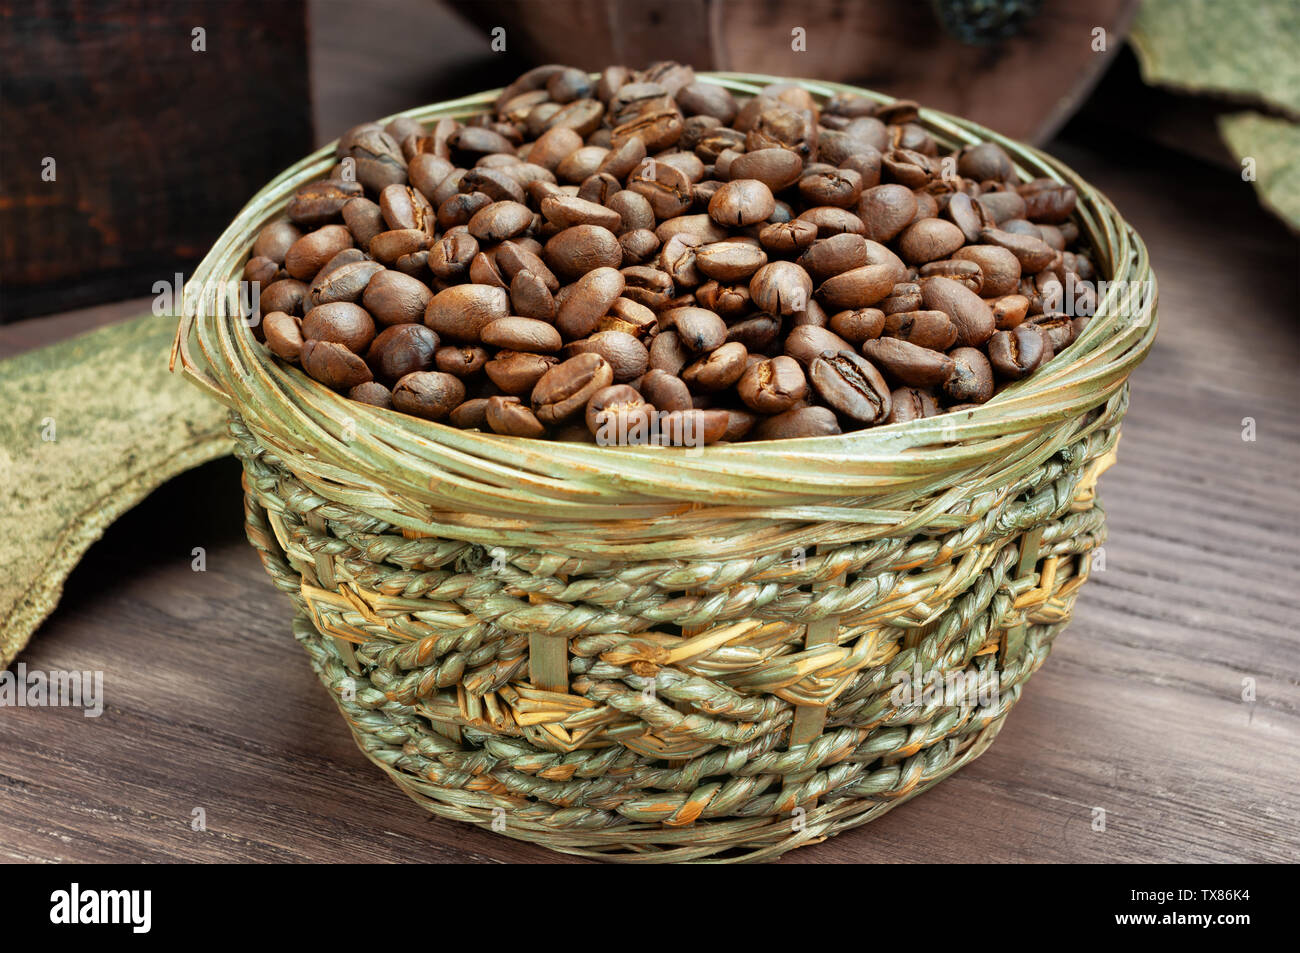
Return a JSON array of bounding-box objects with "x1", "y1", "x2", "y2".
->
[{"x1": 2, "y1": 4, "x2": 1297, "y2": 864}]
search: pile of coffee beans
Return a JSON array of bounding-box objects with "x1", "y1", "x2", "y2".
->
[{"x1": 250, "y1": 62, "x2": 1096, "y2": 445}]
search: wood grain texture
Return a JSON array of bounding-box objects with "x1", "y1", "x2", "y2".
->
[
  {"x1": 2, "y1": 136, "x2": 1296, "y2": 863},
  {"x1": 0, "y1": 0, "x2": 312, "y2": 321}
]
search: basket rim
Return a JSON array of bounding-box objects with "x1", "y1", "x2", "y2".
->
[{"x1": 173, "y1": 72, "x2": 1156, "y2": 516}]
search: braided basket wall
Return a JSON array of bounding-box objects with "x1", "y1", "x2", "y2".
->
[{"x1": 174, "y1": 74, "x2": 1156, "y2": 862}]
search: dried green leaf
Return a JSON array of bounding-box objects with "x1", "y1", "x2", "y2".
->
[
  {"x1": 1130, "y1": 0, "x2": 1300, "y2": 117},
  {"x1": 1218, "y1": 111, "x2": 1300, "y2": 231},
  {"x1": 0, "y1": 312, "x2": 231, "y2": 667}
]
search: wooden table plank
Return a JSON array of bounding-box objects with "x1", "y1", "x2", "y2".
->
[{"x1": 4, "y1": 135, "x2": 1296, "y2": 863}]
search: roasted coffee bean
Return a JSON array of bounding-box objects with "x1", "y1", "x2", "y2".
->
[
  {"x1": 1018, "y1": 179, "x2": 1077, "y2": 224},
  {"x1": 682, "y1": 341, "x2": 748, "y2": 391},
  {"x1": 785, "y1": 325, "x2": 853, "y2": 368},
  {"x1": 975, "y1": 190, "x2": 1028, "y2": 225},
  {"x1": 379, "y1": 184, "x2": 435, "y2": 232},
  {"x1": 496, "y1": 241, "x2": 559, "y2": 290},
  {"x1": 638, "y1": 368, "x2": 693, "y2": 412},
  {"x1": 261, "y1": 279, "x2": 309, "y2": 317},
  {"x1": 555, "y1": 145, "x2": 609, "y2": 184},
  {"x1": 482, "y1": 317, "x2": 563, "y2": 353},
  {"x1": 510, "y1": 269, "x2": 558, "y2": 320},
  {"x1": 611, "y1": 107, "x2": 684, "y2": 153},
  {"x1": 1027, "y1": 312, "x2": 1078, "y2": 352},
  {"x1": 263, "y1": 311, "x2": 304, "y2": 362},
  {"x1": 302, "y1": 302, "x2": 376, "y2": 353},
  {"x1": 565, "y1": 330, "x2": 648, "y2": 382},
  {"x1": 607, "y1": 190, "x2": 656, "y2": 234},
  {"x1": 944, "y1": 191, "x2": 985, "y2": 245},
  {"x1": 627, "y1": 157, "x2": 692, "y2": 218},
  {"x1": 737, "y1": 355, "x2": 807, "y2": 413},
  {"x1": 659, "y1": 234, "x2": 702, "y2": 287},
  {"x1": 862, "y1": 337, "x2": 955, "y2": 387},
  {"x1": 369, "y1": 228, "x2": 430, "y2": 266},
  {"x1": 958, "y1": 142, "x2": 1015, "y2": 183},
  {"x1": 646, "y1": 329, "x2": 687, "y2": 375},
  {"x1": 340, "y1": 198, "x2": 385, "y2": 252},
  {"x1": 619, "y1": 227, "x2": 661, "y2": 264},
  {"x1": 656, "y1": 409, "x2": 729, "y2": 446},
  {"x1": 349, "y1": 381, "x2": 393, "y2": 409},
  {"x1": 447, "y1": 398, "x2": 490, "y2": 429},
  {"x1": 556, "y1": 266, "x2": 624, "y2": 339},
  {"x1": 810, "y1": 350, "x2": 891, "y2": 423},
  {"x1": 576, "y1": 171, "x2": 626, "y2": 207},
  {"x1": 468, "y1": 200, "x2": 534, "y2": 242},
  {"x1": 987, "y1": 325, "x2": 1046, "y2": 380},
  {"x1": 798, "y1": 234, "x2": 869, "y2": 279},
  {"x1": 366, "y1": 324, "x2": 439, "y2": 384},
  {"x1": 435, "y1": 345, "x2": 489, "y2": 378},
  {"x1": 665, "y1": 307, "x2": 727, "y2": 352},
  {"x1": 244, "y1": 256, "x2": 280, "y2": 288},
  {"x1": 991, "y1": 293, "x2": 1030, "y2": 329},
  {"x1": 799, "y1": 168, "x2": 863, "y2": 208},
  {"x1": 828, "y1": 307, "x2": 886, "y2": 344},
  {"x1": 943, "y1": 347, "x2": 994, "y2": 403},
  {"x1": 585, "y1": 384, "x2": 656, "y2": 442},
  {"x1": 726, "y1": 313, "x2": 782, "y2": 352},
  {"x1": 798, "y1": 205, "x2": 867, "y2": 238},
  {"x1": 600, "y1": 297, "x2": 658, "y2": 341},
  {"x1": 897, "y1": 218, "x2": 966, "y2": 264},
  {"x1": 301, "y1": 339, "x2": 373, "y2": 390},
  {"x1": 545, "y1": 225, "x2": 623, "y2": 280},
  {"x1": 952, "y1": 244, "x2": 1020, "y2": 297},
  {"x1": 429, "y1": 230, "x2": 479, "y2": 282},
  {"x1": 759, "y1": 219, "x2": 819, "y2": 255},
  {"x1": 979, "y1": 226, "x2": 1056, "y2": 272},
  {"x1": 308, "y1": 260, "x2": 383, "y2": 308},
  {"x1": 816, "y1": 262, "x2": 900, "y2": 310},
  {"x1": 347, "y1": 128, "x2": 407, "y2": 192},
  {"x1": 884, "y1": 387, "x2": 939, "y2": 424},
  {"x1": 728, "y1": 148, "x2": 803, "y2": 192},
  {"x1": 882, "y1": 310, "x2": 959, "y2": 351},
  {"x1": 918, "y1": 258, "x2": 984, "y2": 294},
  {"x1": 408, "y1": 154, "x2": 455, "y2": 200},
  {"x1": 858, "y1": 184, "x2": 917, "y2": 242},
  {"x1": 677, "y1": 81, "x2": 737, "y2": 123},
  {"x1": 750, "y1": 261, "x2": 813, "y2": 316},
  {"x1": 285, "y1": 225, "x2": 354, "y2": 280},
  {"x1": 707, "y1": 179, "x2": 775, "y2": 227},
  {"x1": 486, "y1": 395, "x2": 546, "y2": 437},
  {"x1": 695, "y1": 240, "x2": 767, "y2": 282},
  {"x1": 362, "y1": 269, "x2": 433, "y2": 326},
  {"x1": 424, "y1": 284, "x2": 510, "y2": 343},
  {"x1": 391, "y1": 371, "x2": 466, "y2": 420},
  {"x1": 528, "y1": 126, "x2": 584, "y2": 171},
  {"x1": 469, "y1": 251, "x2": 507, "y2": 289},
  {"x1": 461, "y1": 167, "x2": 527, "y2": 205},
  {"x1": 253, "y1": 221, "x2": 303, "y2": 265},
  {"x1": 619, "y1": 265, "x2": 674, "y2": 311},
  {"x1": 655, "y1": 213, "x2": 727, "y2": 245},
  {"x1": 695, "y1": 281, "x2": 750, "y2": 319},
  {"x1": 920, "y1": 276, "x2": 995, "y2": 347},
  {"x1": 753, "y1": 405, "x2": 841, "y2": 439},
  {"x1": 532, "y1": 353, "x2": 614, "y2": 424}
]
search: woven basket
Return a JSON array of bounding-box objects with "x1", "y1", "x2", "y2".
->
[{"x1": 173, "y1": 73, "x2": 1156, "y2": 863}]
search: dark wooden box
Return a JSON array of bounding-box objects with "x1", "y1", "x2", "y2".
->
[{"x1": 0, "y1": 0, "x2": 312, "y2": 321}]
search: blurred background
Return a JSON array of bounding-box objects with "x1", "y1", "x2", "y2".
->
[{"x1": 1, "y1": 0, "x2": 1296, "y2": 323}]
